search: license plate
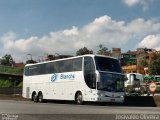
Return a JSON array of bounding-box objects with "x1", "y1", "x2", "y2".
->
[{"x1": 110, "y1": 99, "x2": 115, "y2": 102}]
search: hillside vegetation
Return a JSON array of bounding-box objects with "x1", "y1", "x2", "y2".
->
[{"x1": 0, "y1": 65, "x2": 23, "y2": 75}]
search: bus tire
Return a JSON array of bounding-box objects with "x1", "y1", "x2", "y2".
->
[
  {"x1": 75, "y1": 92, "x2": 83, "y2": 105},
  {"x1": 38, "y1": 92, "x2": 43, "y2": 103},
  {"x1": 33, "y1": 92, "x2": 38, "y2": 103}
]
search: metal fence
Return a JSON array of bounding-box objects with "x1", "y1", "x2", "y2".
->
[{"x1": 0, "y1": 87, "x2": 22, "y2": 95}]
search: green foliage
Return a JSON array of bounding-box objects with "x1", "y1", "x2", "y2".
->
[
  {"x1": 76, "y1": 47, "x2": 93, "y2": 56},
  {"x1": 137, "y1": 54, "x2": 148, "y2": 67},
  {"x1": 0, "y1": 80, "x2": 13, "y2": 88},
  {"x1": 0, "y1": 54, "x2": 14, "y2": 66},
  {"x1": 148, "y1": 53, "x2": 160, "y2": 75},
  {"x1": 97, "y1": 44, "x2": 111, "y2": 56},
  {"x1": 17, "y1": 81, "x2": 23, "y2": 88},
  {"x1": 0, "y1": 79, "x2": 23, "y2": 88},
  {"x1": 0, "y1": 65, "x2": 23, "y2": 75},
  {"x1": 0, "y1": 80, "x2": 3, "y2": 87}
]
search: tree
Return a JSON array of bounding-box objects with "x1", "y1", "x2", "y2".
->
[
  {"x1": 26, "y1": 59, "x2": 37, "y2": 64},
  {"x1": 76, "y1": 47, "x2": 93, "y2": 56},
  {"x1": 137, "y1": 54, "x2": 148, "y2": 67},
  {"x1": 46, "y1": 55, "x2": 55, "y2": 61},
  {"x1": 148, "y1": 53, "x2": 160, "y2": 75},
  {"x1": 0, "y1": 54, "x2": 14, "y2": 66},
  {"x1": 97, "y1": 44, "x2": 111, "y2": 56}
]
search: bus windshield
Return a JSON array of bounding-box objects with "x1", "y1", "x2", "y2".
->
[
  {"x1": 95, "y1": 56, "x2": 122, "y2": 73},
  {"x1": 97, "y1": 72, "x2": 125, "y2": 92},
  {"x1": 95, "y1": 56, "x2": 124, "y2": 92}
]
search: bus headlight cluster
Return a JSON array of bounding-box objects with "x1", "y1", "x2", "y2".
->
[
  {"x1": 120, "y1": 95, "x2": 124, "y2": 98},
  {"x1": 97, "y1": 93, "x2": 105, "y2": 97},
  {"x1": 117, "y1": 95, "x2": 124, "y2": 98}
]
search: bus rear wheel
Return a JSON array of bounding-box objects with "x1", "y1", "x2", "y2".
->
[
  {"x1": 38, "y1": 92, "x2": 43, "y2": 103},
  {"x1": 75, "y1": 92, "x2": 83, "y2": 105}
]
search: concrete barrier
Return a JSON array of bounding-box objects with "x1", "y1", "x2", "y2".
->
[
  {"x1": 153, "y1": 96, "x2": 160, "y2": 107},
  {"x1": 125, "y1": 96, "x2": 160, "y2": 107}
]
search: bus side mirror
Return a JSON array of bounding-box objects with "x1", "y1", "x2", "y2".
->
[
  {"x1": 130, "y1": 74, "x2": 136, "y2": 81},
  {"x1": 124, "y1": 75, "x2": 128, "y2": 81},
  {"x1": 131, "y1": 74, "x2": 139, "y2": 81},
  {"x1": 97, "y1": 81, "x2": 100, "y2": 88},
  {"x1": 96, "y1": 71, "x2": 100, "y2": 82}
]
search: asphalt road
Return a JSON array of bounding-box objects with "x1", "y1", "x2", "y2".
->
[{"x1": 0, "y1": 100, "x2": 160, "y2": 120}]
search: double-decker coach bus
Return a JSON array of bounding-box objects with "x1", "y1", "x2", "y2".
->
[{"x1": 23, "y1": 55, "x2": 125, "y2": 104}]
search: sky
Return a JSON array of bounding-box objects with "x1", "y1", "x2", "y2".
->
[{"x1": 0, "y1": 0, "x2": 160, "y2": 62}]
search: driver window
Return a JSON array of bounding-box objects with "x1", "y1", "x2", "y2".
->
[{"x1": 84, "y1": 57, "x2": 96, "y2": 89}]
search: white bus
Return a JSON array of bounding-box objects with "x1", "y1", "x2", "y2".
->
[{"x1": 23, "y1": 55, "x2": 125, "y2": 104}]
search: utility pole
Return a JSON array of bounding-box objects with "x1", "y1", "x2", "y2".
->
[{"x1": 27, "y1": 54, "x2": 32, "y2": 60}]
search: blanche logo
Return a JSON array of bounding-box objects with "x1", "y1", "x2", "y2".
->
[
  {"x1": 51, "y1": 73, "x2": 57, "y2": 82},
  {"x1": 60, "y1": 74, "x2": 75, "y2": 80},
  {"x1": 51, "y1": 73, "x2": 75, "y2": 81}
]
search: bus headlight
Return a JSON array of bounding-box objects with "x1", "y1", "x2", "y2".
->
[
  {"x1": 97, "y1": 93, "x2": 105, "y2": 97},
  {"x1": 117, "y1": 95, "x2": 124, "y2": 98}
]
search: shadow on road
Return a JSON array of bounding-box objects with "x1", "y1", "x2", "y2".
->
[
  {"x1": 0, "y1": 95, "x2": 158, "y2": 107},
  {"x1": 44, "y1": 96, "x2": 157, "y2": 107}
]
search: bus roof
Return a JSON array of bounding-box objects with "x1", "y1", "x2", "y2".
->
[{"x1": 25, "y1": 54, "x2": 118, "y2": 67}]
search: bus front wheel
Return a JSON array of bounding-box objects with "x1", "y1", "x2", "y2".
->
[{"x1": 75, "y1": 92, "x2": 83, "y2": 105}]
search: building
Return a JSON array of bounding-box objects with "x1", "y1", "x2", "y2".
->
[
  {"x1": 122, "y1": 65, "x2": 145, "y2": 74},
  {"x1": 121, "y1": 51, "x2": 136, "y2": 66},
  {"x1": 122, "y1": 48, "x2": 157, "y2": 75},
  {"x1": 14, "y1": 63, "x2": 25, "y2": 68},
  {"x1": 112, "y1": 48, "x2": 121, "y2": 59}
]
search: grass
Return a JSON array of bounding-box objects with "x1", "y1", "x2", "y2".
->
[
  {"x1": 0, "y1": 79, "x2": 23, "y2": 88},
  {"x1": 0, "y1": 65, "x2": 23, "y2": 75}
]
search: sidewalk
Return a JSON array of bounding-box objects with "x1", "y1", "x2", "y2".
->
[{"x1": 0, "y1": 94, "x2": 28, "y2": 101}]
